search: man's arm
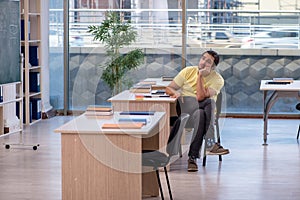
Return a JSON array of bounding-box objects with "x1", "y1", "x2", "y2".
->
[
  {"x1": 165, "y1": 81, "x2": 181, "y2": 98},
  {"x1": 196, "y1": 70, "x2": 216, "y2": 101}
]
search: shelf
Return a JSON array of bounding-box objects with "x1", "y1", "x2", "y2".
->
[
  {"x1": 29, "y1": 118, "x2": 41, "y2": 125},
  {"x1": 0, "y1": 82, "x2": 23, "y2": 137},
  {"x1": 0, "y1": 98, "x2": 23, "y2": 106},
  {"x1": 0, "y1": 129, "x2": 22, "y2": 138},
  {"x1": 29, "y1": 92, "x2": 41, "y2": 97},
  {"x1": 21, "y1": 0, "x2": 42, "y2": 125},
  {"x1": 28, "y1": 12, "x2": 40, "y2": 16},
  {"x1": 28, "y1": 40, "x2": 41, "y2": 43},
  {"x1": 28, "y1": 66, "x2": 41, "y2": 70}
]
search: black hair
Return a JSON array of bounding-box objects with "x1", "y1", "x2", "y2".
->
[{"x1": 202, "y1": 50, "x2": 219, "y2": 66}]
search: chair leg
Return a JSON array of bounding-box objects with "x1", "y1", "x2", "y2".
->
[
  {"x1": 155, "y1": 170, "x2": 164, "y2": 200},
  {"x1": 164, "y1": 167, "x2": 173, "y2": 200},
  {"x1": 179, "y1": 144, "x2": 182, "y2": 157},
  {"x1": 297, "y1": 124, "x2": 300, "y2": 140},
  {"x1": 202, "y1": 155, "x2": 207, "y2": 166},
  {"x1": 202, "y1": 135, "x2": 208, "y2": 166},
  {"x1": 216, "y1": 120, "x2": 222, "y2": 162}
]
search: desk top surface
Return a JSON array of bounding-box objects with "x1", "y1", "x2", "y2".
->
[
  {"x1": 108, "y1": 90, "x2": 177, "y2": 103},
  {"x1": 260, "y1": 80, "x2": 300, "y2": 91},
  {"x1": 54, "y1": 111, "x2": 165, "y2": 135}
]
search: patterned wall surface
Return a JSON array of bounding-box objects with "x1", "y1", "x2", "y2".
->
[{"x1": 50, "y1": 48, "x2": 300, "y2": 114}]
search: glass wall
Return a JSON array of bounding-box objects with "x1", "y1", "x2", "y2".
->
[
  {"x1": 49, "y1": 0, "x2": 300, "y2": 114},
  {"x1": 49, "y1": 0, "x2": 64, "y2": 110}
]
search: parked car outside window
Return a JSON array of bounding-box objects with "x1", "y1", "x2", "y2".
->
[
  {"x1": 188, "y1": 31, "x2": 242, "y2": 48},
  {"x1": 241, "y1": 29, "x2": 299, "y2": 49}
]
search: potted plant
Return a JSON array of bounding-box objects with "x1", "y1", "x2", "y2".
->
[{"x1": 87, "y1": 11, "x2": 144, "y2": 95}]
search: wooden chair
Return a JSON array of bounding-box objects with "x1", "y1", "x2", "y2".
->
[{"x1": 142, "y1": 113, "x2": 190, "y2": 200}]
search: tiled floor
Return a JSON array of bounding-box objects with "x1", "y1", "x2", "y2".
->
[{"x1": 0, "y1": 116, "x2": 299, "y2": 200}]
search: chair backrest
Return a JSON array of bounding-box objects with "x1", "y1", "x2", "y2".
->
[
  {"x1": 296, "y1": 103, "x2": 300, "y2": 111},
  {"x1": 166, "y1": 113, "x2": 190, "y2": 157}
]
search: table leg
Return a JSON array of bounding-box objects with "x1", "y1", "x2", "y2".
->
[{"x1": 263, "y1": 91, "x2": 278, "y2": 145}]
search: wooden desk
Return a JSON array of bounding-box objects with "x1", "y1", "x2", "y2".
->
[
  {"x1": 108, "y1": 89, "x2": 177, "y2": 152},
  {"x1": 55, "y1": 112, "x2": 165, "y2": 200},
  {"x1": 260, "y1": 80, "x2": 300, "y2": 145}
]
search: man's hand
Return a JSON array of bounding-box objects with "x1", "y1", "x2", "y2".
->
[
  {"x1": 199, "y1": 67, "x2": 211, "y2": 77},
  {"x1": 165, "y1": 86, "x2": 180, "y2": 98}
]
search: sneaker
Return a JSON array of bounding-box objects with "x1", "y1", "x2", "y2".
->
[
  {"x1": 206, "y1": 143, "x2": 230, "y2": 155},
  {"x1": 187, "y1": 157, "x2": 198, "y2": 172}
]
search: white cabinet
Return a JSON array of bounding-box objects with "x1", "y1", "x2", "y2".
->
[{"x1": 0, "y1": 83, "x2": 23, "y2": 136}]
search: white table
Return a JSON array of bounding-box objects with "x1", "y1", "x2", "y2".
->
[
  {"x1": 55, "y1": 111, "x2": 165, "y2": 200},
  {"x1": 260, "y1": 80, "x2": 300, "y2": 145}
]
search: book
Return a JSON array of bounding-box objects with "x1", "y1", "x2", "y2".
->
[
  {"x1": 85, "y1": 110, "x2": 113, "y2": 116},
  {"x1": 151, "y1": 90, "x2": 166, "y2": 95},
  {"x1": 143, "y1": 95, "x2": 170, "y2": 98},
  {"x1": 272, "y1": 78, "x2": 293, "y2": 83},
  {"x1": 85, "y1": 115, "x2": 112, "y2": 120},
  {"x1": 102, "y1": 123, "x2": 144, "y2": 129},
  {"x1": 137, "y1": 81, "x2": 156, "y2": 85},
  {"x1": 162, "y1": 76, "x2": 174, "y2": 81},
  {"x1": 120, "y1": 111, "x2": 155, "y2": 115},
  {"x1": 130, "y1": 85, "x2": 151, "y2": 93},
  {"x1": 0, "y1": 85, "x2": 2, "y2": 102},
  {"x1": 266, "y1": 81, "x2": 291, "y2": 85},
  {"x1": 86, "y1": 105, "x2": 113, "y2": 112},
  {"x1": 151, "y1": 85, "x2": 166, "y2": 90},
  {"x1": 118, "y1": 118, "x2": 147, "y2": 125},
  {"x1": 85, "y1": 105, "x2": 113, "y2": 116}
]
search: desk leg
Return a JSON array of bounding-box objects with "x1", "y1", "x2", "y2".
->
[
  {"x1": 263, "y1": 91, "x2": 278, "y2": 145},
  {"x1": 263, "y1": 91, "x2": 268, "y2": 145}
]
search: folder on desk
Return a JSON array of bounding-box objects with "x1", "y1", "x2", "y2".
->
[
  {"x1": 151, "y1": 90, "x2": 166, "y2": 95},
  {"x1": 119, "y1": 118, "x2": 147, "y2": 125},
  {"x1": 162, "y1": 76, "x2": 174, "y2": 81},
  {"x1": 120, "y1": 111, "x2": 155, "y2": 115},
  {"x1": 102, "y1": 123, "x2": 144, "y2": 129}
]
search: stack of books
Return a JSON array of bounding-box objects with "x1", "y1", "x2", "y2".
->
[
  {"x1": 272, "y1": 78, "x2": 293, "y2": 83},
  {"x1": 130, "y1": 81, "x2": 155, "y2": 93},
  {"x1": 130, "y1": 85, "x2": 152, "y2": 93},
  {"x1": 130, "y1": 80, "x2": 168, "y2": 93},
  {"x1": 85, "y1": 105, "x2": 113, "y2": 116}
]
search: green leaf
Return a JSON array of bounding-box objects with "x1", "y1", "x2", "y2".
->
[{"x1": 87, "y1": 11, "x2": 144, "y2": 94}]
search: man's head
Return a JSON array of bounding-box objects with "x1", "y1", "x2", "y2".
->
[
  {"x1": 198, "y1": 50, "x2": 220, "y2": 71},
  {"x1": 205, "y1": 50, "x2": 219, "y2": 66}
]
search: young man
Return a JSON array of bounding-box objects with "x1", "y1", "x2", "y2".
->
[{"x1": 166, "y1": 50, "x2": 229, "y2": 172}]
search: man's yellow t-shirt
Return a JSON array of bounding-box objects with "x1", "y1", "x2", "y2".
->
[{"x1": 173, "y1": 66, "x2": 224, "y2": 102}]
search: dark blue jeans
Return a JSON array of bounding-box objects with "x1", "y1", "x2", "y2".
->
[{"x1": 176, "y1": 96, "x2": 216, "y2": 158}]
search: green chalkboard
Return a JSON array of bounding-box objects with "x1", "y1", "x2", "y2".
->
[{"x1": 0, "y1": 0, "x2": 20, "y2": 85}]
